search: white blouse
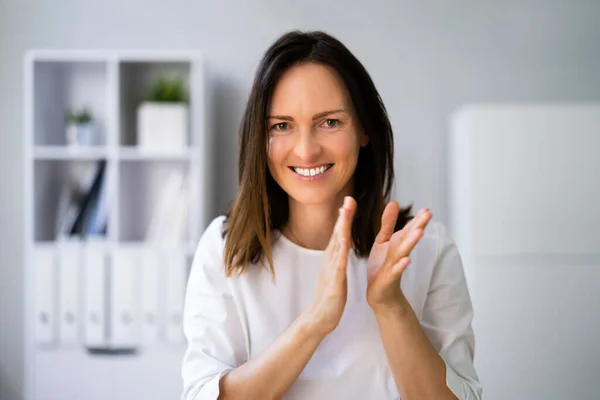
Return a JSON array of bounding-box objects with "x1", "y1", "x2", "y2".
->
[{"x1": 181, "y1": 216, "x2": 482, "y2": 399}]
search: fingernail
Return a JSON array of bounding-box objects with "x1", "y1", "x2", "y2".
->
[{"x1": 344, "y1": 196, "x2": 351, "y2": 208}]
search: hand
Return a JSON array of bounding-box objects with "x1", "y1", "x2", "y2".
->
[
  {"x1": 304, "y1": 196, "x2": 356, "y2": 337},
  {"x1": 366, "y1": 204, "x2": 432, "y2": 310}
]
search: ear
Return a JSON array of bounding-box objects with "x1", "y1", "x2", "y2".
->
[{"x1": 359, "y1": 131, "x2": 369, "y2": 147}]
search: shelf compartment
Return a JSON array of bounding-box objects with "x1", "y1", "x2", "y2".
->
[
  {"x1": 118, "y1": 61, "x2": 191, "y2": 147},
  {"x1": 118, "y1": 160, "x2": 192, "y2": 243},
  {"x1": 33, "y1": 60, "x2": 109, "y2": 146},
  {"x1": 34, "y1": 159, "x2": 113, "y2": 242}
]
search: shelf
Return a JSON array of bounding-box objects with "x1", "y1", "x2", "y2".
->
[
  {"x1": 34, "y1": 145, "x2": 109, "y2": 160},
  {"x1": 33, "y1": 145, "x2": 199, "y2": 161},
  {"x1": 114, "y1": 240, "x2": 197, "y2": 255},
  {"x1": 34, "y1": 347, "x2": 185, "y2": 400},
  {"x1": 117, "y1": 146, "x2": 198, "y2": 161},
  {"x1": 33, "y1": 240, "x2": 196, "y2": 253},
  {"x1": 26, "y1": 50, "x2": 206, "y2": 400}
]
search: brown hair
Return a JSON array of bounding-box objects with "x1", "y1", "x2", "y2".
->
[{"x1": 223, "y1": 30, "x2": 413, "y2": 276}]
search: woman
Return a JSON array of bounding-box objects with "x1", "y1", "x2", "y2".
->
[{"x1": 181, "y1": 30, "x2": 482, "y2": 400}]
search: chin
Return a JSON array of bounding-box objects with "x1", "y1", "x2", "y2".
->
[{"x1": 285, "y1": 187, "x2": 342, "y2": 207}]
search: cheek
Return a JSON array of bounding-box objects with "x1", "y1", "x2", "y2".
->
[
  {"x1": 330, "y1": 131, "x2": 361, "y2": 161},
  {"x1": 267, "y1": 136, "x2": 290, "y2": 168}
]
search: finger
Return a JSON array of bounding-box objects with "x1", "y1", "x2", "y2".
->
[
  {"x1": 386, "y1": 227, "x2": 424, "y2": 267},
  {"x1": 393, "y1": 208, "x2": 431, "y2": 244},
  {"x1": 338, "y1": 236, "x2": 349, "y2": 264},
  {"x1": 330, "y1": 229, "x2": 340, "y2": 255},
  {"x1": 371, "y1": 256, "x2": 410, "y2": 294},
  {"x1": 388, "y1": 257, "x2": 411, "y2": 281},
  {"x1": 374, "y1": 201, "x2": 400, "y2": 244},
  {"x1": 412, "y1": 208, "x2": 432, "y2": 231},
  {"x1": 327, "y1": 206, "x2": 345, "y2": 251},
  {"x1": 340, "y1": 196, "x2": 357, "y2": 240},
  {"x1": 335, "y1": 236, "x2": 350, "y2": 275},
  {"x1": 328, "y1": 196, "x2": 357, "y2": 252}
]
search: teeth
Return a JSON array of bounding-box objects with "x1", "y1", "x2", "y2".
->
[{"x1": 294, "y1": 165, "x2": 330, "y2": 177}]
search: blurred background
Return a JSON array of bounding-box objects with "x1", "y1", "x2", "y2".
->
[{"x1": 1, "y1": 1, "x2": 600, "y2": 399}]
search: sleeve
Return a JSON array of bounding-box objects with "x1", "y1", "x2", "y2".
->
[
  {"x1": 181, "y1": 217, "x2": 247, "y2": 400},
  {"x1": 420, "y1": 223, "x2": 483, "y2": 399}
]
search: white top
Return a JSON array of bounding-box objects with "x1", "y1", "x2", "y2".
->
[{"x1": 181, "y1": 216, "x2": 482, "y2": 399}]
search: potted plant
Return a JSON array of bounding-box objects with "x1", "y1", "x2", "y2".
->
[
  {"x1": 65, "y1": 107, "x2": 96, "y2": 146},
  {"x1": 137, "y1": 75, "x2": 189, "y2": 151}
]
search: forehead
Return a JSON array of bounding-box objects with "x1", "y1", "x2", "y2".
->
[{"x1": 269, "y1": 62, "x2": 350, "y2": 115}]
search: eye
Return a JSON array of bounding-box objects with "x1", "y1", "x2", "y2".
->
[
  {"x1": 272, "y1": 122, "x2": 289, "y2": 131},
  {"x1": 322, "y1": 119, "x2": 340, "y2": 128}
]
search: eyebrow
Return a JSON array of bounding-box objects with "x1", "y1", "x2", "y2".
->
[{"x1": 267, "y1": 109, "x2": 347, "y2": 121}]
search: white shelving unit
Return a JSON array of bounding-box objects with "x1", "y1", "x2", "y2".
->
[{"x1": 24, "y1": 50, "x2": 209, "y2": 400}]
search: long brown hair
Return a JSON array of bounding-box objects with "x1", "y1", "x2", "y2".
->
[{"x1": 223, "y1": 30, "x2": 412, "y2": 276}]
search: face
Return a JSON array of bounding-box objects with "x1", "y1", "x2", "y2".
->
[{"x1": 266, "y1": 62, "x2": 369, "y2": 207}]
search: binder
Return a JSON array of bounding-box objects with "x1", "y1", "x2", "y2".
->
[
  {"x1": 145, "y1": 170, "x2": 184, "y2": 243},
  {"x1": 110, "y1": 246, "x2": 140, "y2": 348},
  {"x1": 57, "y1": 239, "x2": 82, "y2": 344},
  {"x1": 83, "y1": 238, "x2": 107, "y2": 348},
  {"x1": 34, "y1": 246, "x2": 57, "y2": 345},
  {"x1": 164, "y1": 248, "x2": 187, "y2": 344},
  {"x1": 140, "y1": 247, "x2": 160, "y2": 345}
]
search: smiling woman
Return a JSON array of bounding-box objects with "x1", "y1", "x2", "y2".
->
[{"x1": 181, "y1": 30, "x2": 482, "y2": 400}]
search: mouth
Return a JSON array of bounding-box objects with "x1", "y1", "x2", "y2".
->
[{"x1": 289, "y1": 164, "x2": 333, "y2": 178}]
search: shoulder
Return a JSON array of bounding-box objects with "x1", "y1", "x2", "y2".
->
[
  {"x1": 413, "y1": 219, "x2": 454, "y2": 261},
  {"x1": 200, "y1": 215, "x2": 227, "y2": 244},
  {"x1": 190, "y1": 215, "x2": 228, "y2": 271},
  {"x1": 410, "y1": 219, "x2": 463, "y2": 283},
  {"x1": 417, "y1": 219, "x2": 467, "y2": 287},
  {"x1": 422, "y1": 220, "x2": 454, "y2": 255}
]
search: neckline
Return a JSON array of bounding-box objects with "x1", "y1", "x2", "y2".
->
[{"x1": 275, "y1": 231, "x2": 326, "y2": 256}]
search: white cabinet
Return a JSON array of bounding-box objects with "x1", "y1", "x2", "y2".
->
[{"x1": 449, "y1": 104, "x2": 600, "y2": 400}]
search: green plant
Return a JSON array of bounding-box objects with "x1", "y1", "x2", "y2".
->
[
  {"x1": 147, "y1": 75, "x2": 187, "y2": 103},
  {"x1": 65, "y1": 107, "x2": 93, "y2": 125}
]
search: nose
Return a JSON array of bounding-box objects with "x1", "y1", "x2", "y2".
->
[{"x1": 294, "y1": 128, "x2": 322, "y2": 162}]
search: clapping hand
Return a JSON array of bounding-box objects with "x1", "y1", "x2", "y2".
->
[
  {"x1": 366, "y1": 203, "x2": 432, "y2": 310},
  {"x1": 305, "y1": 196, "x2": 356, "y2": 336}
]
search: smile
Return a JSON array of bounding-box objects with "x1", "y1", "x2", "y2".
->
[{"x1": 290, "y1": 164, "x2": 333, "y2": 177}]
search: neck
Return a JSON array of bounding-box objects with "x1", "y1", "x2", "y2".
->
[{"x1": 283, "y1": 183, "x2": 353, "y2": 251}]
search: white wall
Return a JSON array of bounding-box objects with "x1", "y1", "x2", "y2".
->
[{"x1": 1, "y1": 1, "x2": 600, "y2": 399}]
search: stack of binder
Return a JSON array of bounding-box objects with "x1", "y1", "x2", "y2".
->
[{"x1": 34, "y1": 167, "x2": 190, "y2": 351}]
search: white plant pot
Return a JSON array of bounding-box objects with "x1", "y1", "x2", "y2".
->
[
  {"x1": 66, "y1": 124, "x2": 78, "y2": 146},
  {"x1": 137, "y1": 102, "x2": 189, "y2": 151},
  {"x1": 66, "y1": 122, "x2": 96, "y2": 146}
]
